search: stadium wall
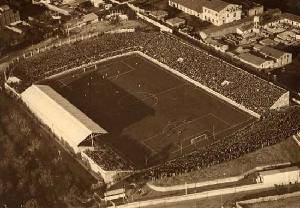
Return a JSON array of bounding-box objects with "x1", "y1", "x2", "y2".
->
[
  {"x1": 108, "y1": 183, "x2": 274, "y2": 208},
  {"x1": 270, "y1": 91, "x2": 290, "y2": 110},
  {"x1": 136, "y1": 13, "x2": 173, "y2": 33},
  {"x1": 81, "y1": 151, "x2": 133, "y2": 184},
  {"x1": 4, "y1": 83, "x2": 20, "y2": 98},
  {"x1": 81, "y1": 151, "x2": 118, "y2": 183},
  {"x1": 147, "y1": 162, "x2": 291, "y2": 192},
  {"x1": 236, "y1": 190, "x2": 300, "y2": 208}
]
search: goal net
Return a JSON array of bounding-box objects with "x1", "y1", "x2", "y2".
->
[{"x1": 191, "y1": 134, "x2": 208, "y2": 145}]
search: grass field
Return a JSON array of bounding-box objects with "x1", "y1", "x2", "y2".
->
[{"x1": 44, "y1": 54, "x2": 254, "y2": 168}]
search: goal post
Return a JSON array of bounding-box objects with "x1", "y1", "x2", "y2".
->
[{"x1": 191, "y1": 134, "x2": 208, "y2": 145}]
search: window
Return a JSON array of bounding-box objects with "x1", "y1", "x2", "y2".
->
[{"x1": 233, "y1": 12, "x2": 236, "y2": 17}]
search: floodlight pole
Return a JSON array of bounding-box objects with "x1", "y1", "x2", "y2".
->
[{"x1": 213, "y1": 124, "x2": 215, "y2": 140}]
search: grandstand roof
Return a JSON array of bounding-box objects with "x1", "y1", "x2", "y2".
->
[
  {"x1": 37, "y1": 85, "x2": 106, "y2": 133},
  {"x1": 21, "y1": 85, "x2": 107, "y2": 151}
]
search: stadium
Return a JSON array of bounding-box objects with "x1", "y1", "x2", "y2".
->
[{"x1": 6, "y1": 31, "x2": 293, "y2": 184}]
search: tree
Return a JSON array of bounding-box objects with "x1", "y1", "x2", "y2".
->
[{"x1": 24, "y1": 199, "x2": 39, "y2": 208}]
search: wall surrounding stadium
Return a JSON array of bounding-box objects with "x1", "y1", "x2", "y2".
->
[
  {"x1": 270, "y1": 91, "x2": 290, "y2": 110},
  {"x1": 81, "y1": 151, "x2": 132, "y2": 184}
]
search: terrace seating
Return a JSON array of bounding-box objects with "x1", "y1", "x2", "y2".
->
[
  {"x1": 9, "y1": 31, "x2": 295, "y2": 176},
  {"x1": 11, "y1": 31, "x2": 285, "y2": 115},
  {"x1": 84, "y1": 145, "x2": 133, "y2": 171},
  {"x1": 129, "y1": 106, "x2": 300, "y2": 181}
]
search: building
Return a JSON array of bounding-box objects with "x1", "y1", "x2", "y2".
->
[
  {"x1": 256, "y1": 166, "x2": 300, "y2": 185},
  {"x1": 21, "y1": 84, "x2": 133, "y2": 184},
  {"x1": 0, "y1": 5, "x2": 20, "y2": 29},
  {"x1": 104, "y1": 188, "x2": 126, "y2": 201},
  {"x1": 259, "y1": 46, "x2": 292, "y2": 68},
  {"x1": 246, "y1": 3, "x2": 263, "y2": 17},
  {"x1": 64, "y1": 13, "x2": 98, "y2": 33},
  {"x1": 149, "y1": 10, "x2": 168, "y2": 21},
  {"x1": 238, "y1": 53, "x2": 273, "y2": 70},
  {"x1": 205, "y1": 38, "x2": 228, "y2": 52},
  {"x1": 32, "y1": 0, "x2": 72, "y2": 16},
  {"x1": 90, "y1": 0, "x2": 104, "y2": 7},
  {"x1": 259, "y1": 38, "x2": 278, "y2": 46},
  {"x1": 166, "y1": 17, "x2": 185, "y2": 28},
  {"x1": 280, "y1": 13, "x2": 300, "y2": 28},
  {"x1": 82, "y1": 13, "x2": 99, "y2": 24},
  {"x1": 21, "y1": 84, "x2": 107, "y2": 153},
  {"x1": 169, "y1": 0, "x2": 242, "y2": 26},
  {"x1": 236, "y1": 23, "x2": 253, "y2": 36}
]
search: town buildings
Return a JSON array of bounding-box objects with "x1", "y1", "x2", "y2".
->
[
  {"x1": 169, "y1": 0, "x2": 242, "y2": 26},
  {"x1": 0, "y1": 4, "x2": 20, "y2": 29}
]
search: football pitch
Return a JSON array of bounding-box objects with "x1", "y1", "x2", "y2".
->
[{"x1": 46, "y1": 54, "x2": 255, "y2": 168}]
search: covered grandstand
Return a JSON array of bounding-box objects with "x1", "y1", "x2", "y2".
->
[
  {"x1": 21, "y1": 84, "x2": 133, "y2": 184},
  {"x1": 21, "y1": 84, "x2": 107, "y2": 153}
]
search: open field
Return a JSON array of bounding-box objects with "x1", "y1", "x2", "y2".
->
[{"x1": 44, "y1": 54, "x2": 254, "y2": 168}]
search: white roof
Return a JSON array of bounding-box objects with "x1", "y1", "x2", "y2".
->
[
  {"x1": 105, "y1": 188, "x2": 125, "y2": 197},
  {"x1": 259, "y1": 166, "x2": 300, "y2": 177},
  {"x1": 21, "y1": 85, "x2": 107, "y2": 150},
  {"x1": 83, "y1": 13, "x2": 98, "y2": 22}
]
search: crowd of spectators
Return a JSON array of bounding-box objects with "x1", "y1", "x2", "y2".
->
[
  {"x1": 11, "y1": 32, "x2": 153, "y2": 85},
  {"x1": 84, "y1": 144, "x2": 133, "y2": 171},
  {"x1": 142, "y1": 33, "x2": 287, "y2": 114},
  {"x1": 9, "y1": 31, "x2": 296, "y2": 177},
  {"x1": 129, "y1": 106, "x2": 300, "y2": 182},
  {"x1": 11, "y1": 31, "x2": 286, "y2": 115}
]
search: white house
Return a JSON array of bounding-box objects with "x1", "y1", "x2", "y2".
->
[
  {"x1": 166, "y1": 17, "x2": 186, "y2": 28},
  {"x1": 238, "y1": 53, "x2": 273, "y2": 70},
  {"x1": 169, "y1": 0, "x2": 242, "y2": 26},
  {"x1": 90, "y1": 0, "x2": 104, "y2": 7},
  {"x1": 259, "y1": 46, "x2": 292, "y2": 68}
]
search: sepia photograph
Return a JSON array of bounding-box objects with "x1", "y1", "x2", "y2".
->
[{"x1": 0, "y1": 0, "x2": 300, "y2": 207}]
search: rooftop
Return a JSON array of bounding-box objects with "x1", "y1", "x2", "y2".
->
[
  {"x1": 149, "y1": 10, "x2": 168, "y2": 18},
  {"x1": 36, "y1": 85, "x2": 107, "y2": 134},
  {"x1": 237, "y1": 23, "x2": 253, "y2": 32},
  {"x1": 105, "y1": 188, "x2": 125, "y2": 197},
  {"x1": 282, "y1": 12, "x2": 300, "y2": 24},
  {"x1": 259, "y1": 46, "x2": 287, "y2": 59},
  {"x1": 238, "y1": 53, "x2": 268, "y2": 66},
  {"x1": 0, "y1": 4, "x2": 10, "y2": 12},
  {"x1": 166, "y1": 17, "x2": 186, "y2": 25},
  {"x1": 170, "y1": 0, "x2": 237, "y2": 13},
  {"x1": 83, "y1": 12, "x2": 98, "y2": 22},
  {"x1": 259, "y1": 166, "x2": 300, "y2": 176}
]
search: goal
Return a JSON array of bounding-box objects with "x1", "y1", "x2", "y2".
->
[{"x1": 191, "y1": 134, "x2": 208, "y2": 145}]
